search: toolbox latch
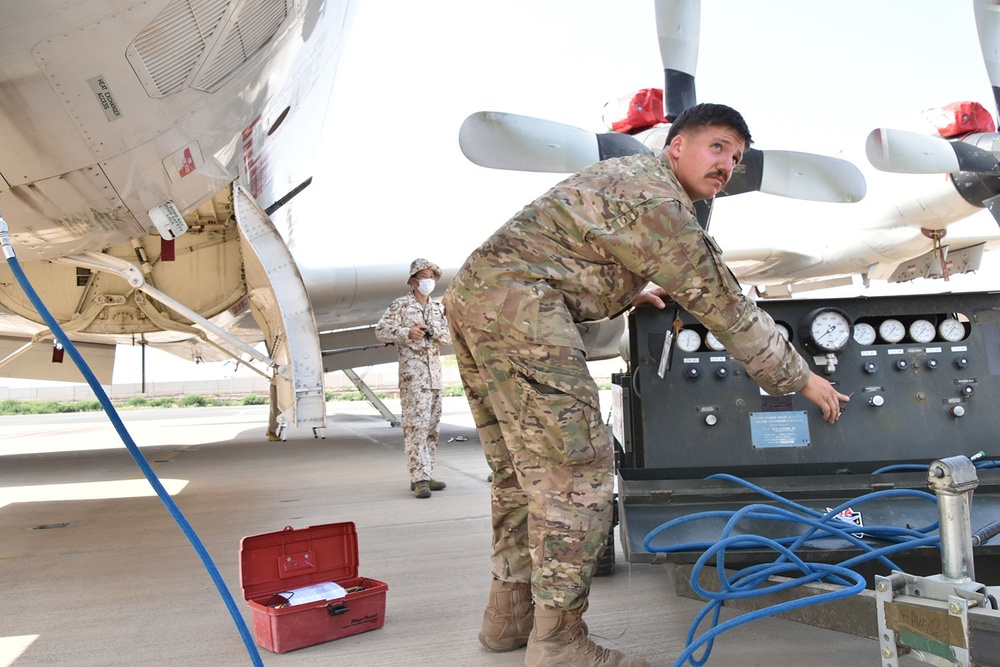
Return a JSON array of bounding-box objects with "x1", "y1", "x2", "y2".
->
[{"x1": 327, "y1": 603, "x2": 349, "y2": 616}]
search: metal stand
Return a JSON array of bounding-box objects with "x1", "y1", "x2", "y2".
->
[
  {"x1": 876, "y1": 456, "x2": 998, "y2": 667},
  {"x1": 342, "y1": 369, "x2": 400, "y2": 427}
]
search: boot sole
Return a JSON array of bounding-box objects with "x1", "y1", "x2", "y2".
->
[{"x1": 478, "y1": 632, "x2": 529, "y2": 652}]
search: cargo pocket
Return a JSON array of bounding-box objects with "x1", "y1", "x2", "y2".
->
[
  {"x1": 512, "y1": 371, "x2": 604, "y2": 467},
  {"x1": 498, "y1": 281, "x2": 584, "y2": 348}
]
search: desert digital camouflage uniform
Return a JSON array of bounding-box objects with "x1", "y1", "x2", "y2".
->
[
  {"x1": 375, "y1": 292, "x2": 451, "y2": 483},
  {"x1": 443, "y1": 151, "x2": 810, "y2": 611}
]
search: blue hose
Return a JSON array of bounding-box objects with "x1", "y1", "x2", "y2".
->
[
  {"x1": 643, "y1": 473, "x2": 940, "y2": 667},
  {"x1": 1, "y1": 231, "x2": 264, "y2": 666}
]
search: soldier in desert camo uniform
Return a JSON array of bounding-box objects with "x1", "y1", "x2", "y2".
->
[
  {"x1": 443, "y1": 103, "x2": 849, "y2": 667},
  {"x1": 375, "y1": 258, "x2": 452, "y2": 499}
]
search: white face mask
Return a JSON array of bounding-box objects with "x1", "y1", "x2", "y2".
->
[{"x1": 416, "y1": 278, "x2": 436, "y2": 296}]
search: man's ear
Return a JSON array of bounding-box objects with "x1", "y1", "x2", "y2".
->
[{"x1": 667, "y1": 134, "x2": 684, "y2": 160}]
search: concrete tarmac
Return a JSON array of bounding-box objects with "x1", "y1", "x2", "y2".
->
[{"x1": 1, "y1": 397, "x2": 915, "y2": 666}]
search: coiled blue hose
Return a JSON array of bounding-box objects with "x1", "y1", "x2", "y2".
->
[
  {"x1": 643, "y1": 473, "x2": 940, "y2": 667},
  {"x1": 0, "y1": 224, "x2": 264, "y2": 666}
]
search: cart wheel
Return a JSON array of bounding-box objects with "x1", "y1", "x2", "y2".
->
[
  {"x1": 594, "y1": 526, "x2": 616, "y2": 577},
  {"x1": 594, "y1": 493, "x2": 619, "y2": 577}
]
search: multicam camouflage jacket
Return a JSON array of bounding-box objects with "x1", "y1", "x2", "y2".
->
[
  {"x1": 375, "y1": 293, "x2": 451, "y2": 390},
  {"x1": 444, "y1": 151, "x2": 810, "y2": 396}
]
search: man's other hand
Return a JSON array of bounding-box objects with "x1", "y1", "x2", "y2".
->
[
  {"x1": 631, "y1": 287, "x2": 673, "y2": 310},
  {"x1": 800, "y1": 372, "x2": 850, "y2": 424}
]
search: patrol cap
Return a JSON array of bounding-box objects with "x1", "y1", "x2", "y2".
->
[{"x1": 408, "y1": 257, "x2": 442, "y2": 283}]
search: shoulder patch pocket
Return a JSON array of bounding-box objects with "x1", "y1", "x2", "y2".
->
[{"x1": 583, "y1": 198, "x2": 671, "y2": 241}]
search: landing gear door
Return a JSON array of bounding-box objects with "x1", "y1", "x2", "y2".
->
[{"x1": 233, "y1": 184, "x2": 326, "y2": 432}]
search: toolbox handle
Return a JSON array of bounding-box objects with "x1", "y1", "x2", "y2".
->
[{"x1": 327, "y1": 603, "x2": 349, "y2": 616}]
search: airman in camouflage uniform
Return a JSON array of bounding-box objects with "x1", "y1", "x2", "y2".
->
[
  {"x1": 376, "y1": 258, "x2": 452, "y2": 498},
  {"x1": 443, "y1": 104, "x2": 848, "y2": 666}
]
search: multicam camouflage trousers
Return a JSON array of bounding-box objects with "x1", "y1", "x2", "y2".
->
[
  {"x1": 401, "y1": 385, "x2": 442, "y2": 483},
  {"x1": 449, "y1": 323, "x2": 614, "y2": 611}
]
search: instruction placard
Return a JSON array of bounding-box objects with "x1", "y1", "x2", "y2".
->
[{"x1": 749, "y1": 411, "x2": 810, "y2": 448}]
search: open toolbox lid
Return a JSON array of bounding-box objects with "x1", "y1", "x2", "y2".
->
[{"x1": 239, "y1": 522, "x2": 359, "y2": 601}]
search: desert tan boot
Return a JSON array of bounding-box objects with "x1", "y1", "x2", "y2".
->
[
  {"x1": 524, "y1": 605, "x2": 649, "y2": 667},
  {"x1": 479, "y1": 579, "x2": 533, "y2": 652}
]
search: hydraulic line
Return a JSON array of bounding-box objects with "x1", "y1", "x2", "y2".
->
[
  {"x1": 644, "y1": 473, "x2": 941, "y2": 667},
  {"x1": 0, "y1": 217, "x2": 264, "y2": 666}
]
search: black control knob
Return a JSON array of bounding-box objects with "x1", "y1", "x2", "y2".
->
[
  {"x1": 716, "y1": 367, "x2": 728, "y2": 378},
  {"x1": 962, "y1": 385, "x2": 975, "y2": 397},
  {"x1": 685, "y1": 367, "x2": 699, "y2": 379},
  {"x1": 955, "y1": 356, "x2": 970, "y2": 369},
  {"x1": 894, "y1": 359, "x2": 909, "y2": 371},
  {"x1": 925, "y1": 359, "x2": 939, "y2": 370},
  {"x1": 863, "y1": 360, "x2": 879, "y2": 374}
]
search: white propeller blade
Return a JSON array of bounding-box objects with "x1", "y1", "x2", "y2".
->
[
  {"x1": 655, "y1": 0, "x2": 700, "y2": 78},
  {"x1": 655, "y1": 0, "x2": 700, "y2": 119},
  {"x1": 975, "y1": 0, "x2": 1000, "y2": 99},
  {"x1": 459, "y1": 112, "x2": 599, "y2": 173},
  {"x1": 759, "y1": 151, "x2": 867, "y2": 203},
  {"x1": 866, "y1": 128, "x2": 963, "y2": 173}
]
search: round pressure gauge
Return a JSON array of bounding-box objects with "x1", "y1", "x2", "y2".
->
[
  {"x1": 775, "y1": 323, "x2": 791, "y2": 341},
  {"x1": 878, "y1": 318, "x2": 906, "y2": 344},
  {"x1": 676, "y1": 328, "x2": 701, "y2": 352},
  {"x1": 908, "y1": 318, "x2": 936, "y2": 344},
  {"x1": 705, "y1": 331, "x2": 725, "y2": 351},
  {"x1": 938, "y1": 317, "x2": 965, "y2": 343},
  {"x1": 799, "y1": 307, "x2": 853, "y2": 354},
  {"x1": 853, "y1": 322, "x2": 877, "y2": 346}
]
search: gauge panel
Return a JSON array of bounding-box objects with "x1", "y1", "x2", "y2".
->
[{"x1": 623, "y1": 292, "x2": 991, "y2": 481}]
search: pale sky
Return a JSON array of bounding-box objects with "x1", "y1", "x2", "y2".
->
[
  {"x1": 295, "y1": 0, "x2": 998, "y2": 266},
  {"x1": 117, "y1": 0, "x2": 1000, "y2": 383}
]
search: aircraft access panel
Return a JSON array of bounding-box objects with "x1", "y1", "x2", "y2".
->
[{"x1": 612, "y1": 290, "x2": 1000, "y2": 569}]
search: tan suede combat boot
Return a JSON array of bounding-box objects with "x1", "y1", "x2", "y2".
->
[
  {"x1": 524, "y1": 605, "x2": 649, "y2": 667},
  {"x1": 479, "y1": 579, "x2": 534, "y2": 652}
]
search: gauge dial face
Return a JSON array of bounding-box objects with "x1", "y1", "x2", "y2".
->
[
  {"x1": 908, "y1": 318, "x2": 936, "y2": 344},
  {"x1": 938, "y1": 318, "x2": 965, "y2": 342},
  {"x1": 853, "y1": 322, "x2": 876, "y2": 346},
  {"x1": 775, "y1": 323, "x2": 790, "y2": 341},
  {"x1": 800, "y1": 308, "x2": 852, "y2": 353},
  {"x1": 704, "y1": 331, "x2": 725, "y2": 351},
  {"x1": 676, "y1": 328, "x2": 701, "y2": 352},
  {"x1": 878, "y1": 318, "x2": 905, "y2": 344}
]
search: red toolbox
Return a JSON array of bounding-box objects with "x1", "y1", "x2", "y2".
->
[{"x1": 239, "y1": 522, "x2": 388, "y2": 653}]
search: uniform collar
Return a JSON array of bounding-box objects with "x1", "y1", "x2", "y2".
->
[{"x1": 654, "y1": 151, "x2": 696, "y2": 213}]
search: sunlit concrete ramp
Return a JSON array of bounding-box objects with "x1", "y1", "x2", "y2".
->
[{"x1": 0, "y1": 399, "x2": 910, "y2": 666}]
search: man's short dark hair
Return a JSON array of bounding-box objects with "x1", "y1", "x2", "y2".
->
[{"x1": 664, "y1": 103, "x2": 752, "y2": 147}]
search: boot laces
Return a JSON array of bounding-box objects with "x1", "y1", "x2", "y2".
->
[{"x1": 573, "y1": 628, "x2": 614, "y2": 663}]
